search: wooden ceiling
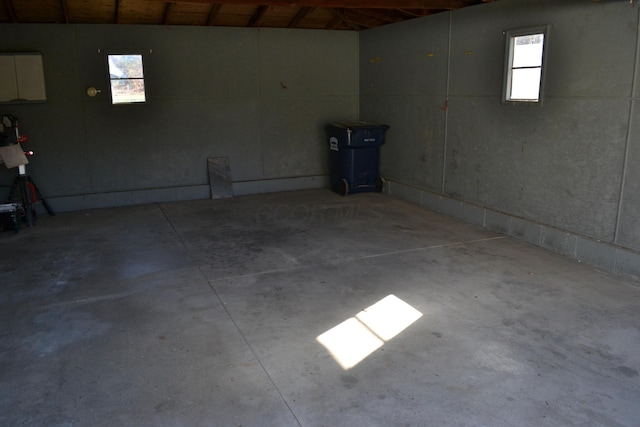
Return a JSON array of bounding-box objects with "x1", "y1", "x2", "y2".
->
[{"x1": 0, "y1": 0, "x2": 493, "y2": 31}]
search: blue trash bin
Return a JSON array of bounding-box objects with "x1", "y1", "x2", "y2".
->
[{"x1": 327, "y1": 121, "x2": 389, "y2": 196}]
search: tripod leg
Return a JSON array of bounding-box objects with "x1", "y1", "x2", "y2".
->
[
  {"x1": 40, "y1": 197, "x2": 55, "y2": 217},
  {"x1": 27, "y1": 177, "x2": 55, "y2": 216},
  {"x1": 6, "y1": 176, "x2": 30, "y2": 227},
  {"x1": 8, "y1": 176, "x2": 20, "y2": 202},
  {"x1": 21, "y1": 177, "x2": 34, "y2": 227}
]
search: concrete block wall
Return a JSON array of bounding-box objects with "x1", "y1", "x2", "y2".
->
[
  {"x1": 361, "y1": 0, "x2": 640, "y2": 279},
  {"x1": 386, "y1": 180, "x2": 640, "y2": 280},
  {"x1": 0, "y1": 24, "x2": 358, "y2": 211}
]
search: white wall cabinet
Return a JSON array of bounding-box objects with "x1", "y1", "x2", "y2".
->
[{"x1": 0, "y1": 53, "x2": 46, "y2": 103}]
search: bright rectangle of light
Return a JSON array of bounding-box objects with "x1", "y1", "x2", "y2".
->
[
  {"x1": 355, "y1": 294, "x2": 423, "y2": 341},
  {"x1": 316, "y1": 294, "x2": 423, "y2": 370},
  {"x1": 316, "y1": 318, "x2": 384, "y2": 370}
]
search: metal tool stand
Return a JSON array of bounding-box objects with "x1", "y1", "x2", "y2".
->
[
  {"x1": 2, "y1": 114, "x2": 55, "y2": 228},
  {"x1": 8, "y1": 164, "x2": 55, "y2": 227}
]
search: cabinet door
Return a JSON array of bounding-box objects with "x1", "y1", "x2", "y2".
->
[
  {"x1": 0, "y1": 56, "x2": 19, "y2": 102},
  {"x1": 15, "y1": 55, "x2": 46, "y2": 101},
  {"x1": 0, "y1": 54, "x2": 46, "y2": 103}
]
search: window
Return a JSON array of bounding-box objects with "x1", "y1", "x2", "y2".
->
[
  {"x1": 107, "y1": 54, "x2": 146, "y2": 104},
  {"x1": 503, "y1": 26, "x2": 548, "y2": 104}
]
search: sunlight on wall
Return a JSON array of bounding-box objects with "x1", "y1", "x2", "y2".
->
[{"x1": 316, "y1": 294, "x2": 423, "y2": 370}]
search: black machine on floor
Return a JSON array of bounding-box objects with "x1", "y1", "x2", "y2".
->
[{"x1": 0, "y1": 114, "x2": 54, "y2": 230}]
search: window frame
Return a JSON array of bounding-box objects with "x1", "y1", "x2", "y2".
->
[
  {"x1": 502, "y1": 25, "x2": 549, "y2": 106},
  {"x1": 105, "y1": 52, "x2": 147, "y2": 105}
]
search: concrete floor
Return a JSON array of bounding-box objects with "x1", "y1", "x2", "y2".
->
[{"x1": 1, "y1": 189, "x2": 639, "y2": 427}]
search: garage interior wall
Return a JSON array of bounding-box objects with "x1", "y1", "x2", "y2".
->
[
  {"x1": 0, "y1": 24, "x2": 358, "y2": 210},
  {"x1": 1, "y1": 0, "x2": 640, "y2": 279},
  {"x1": 360, "y1": 0, "x2": 640, "y2": 278}
]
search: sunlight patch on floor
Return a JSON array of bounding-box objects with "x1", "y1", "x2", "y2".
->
[{"x1": 316, "y1": 295, "x2": 423, "y2": 370}]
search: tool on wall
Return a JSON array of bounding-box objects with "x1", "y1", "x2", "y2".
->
[{"x1": 1, "y1": 114, "x2": 54, "y2": 228}]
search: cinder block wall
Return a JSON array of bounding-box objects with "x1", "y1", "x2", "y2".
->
[
  {"x1": 0, "y1": 25, "x2": 358, "y2": 211},
  {"x1": 360, "y1": 0, "x2": 640, "y2": 278}
]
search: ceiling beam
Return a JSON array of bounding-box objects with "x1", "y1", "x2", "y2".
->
[
  {"x1": 114, "y1": 0, "x2": 121, "y2": 23},
  {"x1": 398, "y1": 8, "x2": 431, "y2": 17},
  {"x1": 142, "y1": 0, "x2": 464, "y2": 10},
  {"x1": 324, "y1": 14, "x2": 341, "y2": 29},
  {"x1": 247, "y1": 5, "x2": 267, "y2": 26},
  {"x1": 287, "y1": 6, "x2": 312, "y2": 28},
  {"x1": 163, "y1": 2, "x2": 174, "y2": 24},
  {"x1": 334, "y1": 8, "x2": 376, "y2": 28},
  {"x1": 328, "y1": 8, "x2": 361, "y2": 30},
  {"x1": 3, "y1": 0, "x2": 17, "y2": 22},
  {"x1": 61, "y1": 0, "x2": 70, "y2": 23},
  {"x1": 350, "y1": 8, "x2": 403, "y2": 23},
  {"x1": 205, "y1": 2, "x2": 222, "y2": 25}
]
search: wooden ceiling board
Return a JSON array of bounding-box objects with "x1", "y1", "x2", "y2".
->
[
  {"x1": 253, "y1": 5, "x2": 299, "y2": 28},
  {"x1": 260, "y1": 5, "x2": 298, "y2": 19},
  {"x1": 117, "y1": 0, "x2": 165, "y2": 24},
  {"x1": 214, "y1": 4, "x2": 258, "y2": 27},
  {"x1": 338, "y1": 9, "x2": 386, "y2": 29},
  {"x1": 117, "y1": 6, "x2": 164, "y2": 24},
  {"x1": 140, "y1": 0, "x2": 466, "y2": 8},
  {"x1": 10, "y1": 0, "x2": 62, "y2": 23},
  {"x1": 352, "y1": 8, "x2": 405, "y2": 24},
  {"x1": 0, "y1": 0, "x2": 493, "y2": 30},
  {"x1": 301, "y1": 7, "x2": 343, "y2": 29},
  {"x1": 163, "y1": 2, "x2": 211, "y2": 25},
  {"x1": 66, "y1": 0, "x2": 117, "y2": 23}
]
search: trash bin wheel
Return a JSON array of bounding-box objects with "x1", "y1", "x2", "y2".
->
[
  {"x1": 337, "y1": 178, "x2": 349, "y2": 196},
  {"x1": 376, "y1": 177, "x2": 384, "y2": 193}
]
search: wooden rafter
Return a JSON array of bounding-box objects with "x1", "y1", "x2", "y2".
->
[
  {"x1": 205, "y1": 2, "x2": 222, "y2": 25},
  {"x1": 335, "y1": 8, "x2": 376, "y2": 29},
  {"x1": 288, "y1": 6, "x2": 312, "y2": 28},
  {"x1": 324, "y1": 14, "x2": 341, "y2": 29},
  {"x1": 247, "y1": 5, "x2": 267, "y2": 26},
  {"x1": 328, "y1": 8, "x2": 361, "y2": 30},
  {"x1": 1, "y1": 0, "x2": 486, "y2": 30},
  {"x1": 351, "y1": 8, "x2": 403, "y2": 24},
  {"x1": 114, "y1": 0, "x2": 121, "y2": 23},
  {"x1": 141, "y1": 0, "x2": 464, "y2": 9},
  {"x1": 398, "y1": 8, "x2": 431, "y2": 17},
  {"x1": 163, "y1": 2, "x2": 174, "y2": 24},
  {"x1": 3, "y1": 0, "x2": 17, "y2": 22},
  {"x1": 61, "y1": 0, "x2": 70, "y2": 23}
]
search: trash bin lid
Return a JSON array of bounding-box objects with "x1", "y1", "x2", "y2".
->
[{"x1": 329, "y1": 121, "x2": 388, "y2": 129}]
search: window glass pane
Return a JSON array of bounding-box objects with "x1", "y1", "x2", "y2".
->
[
  {"x1": 108, "y1": 55, "x2": 144, "y2": 78},
  {"x1": 512, "y1": 34, "x2": 544, "y2": 68},
  {"x1": 510, "y1": 67, "x2": 541, "y2": 100},
  {"x1": 110, "y1": 79, "x2": 146, "y2": 104},
  {"x1": 108, "y1": 54, "x2": 146, "y2": 104}
]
